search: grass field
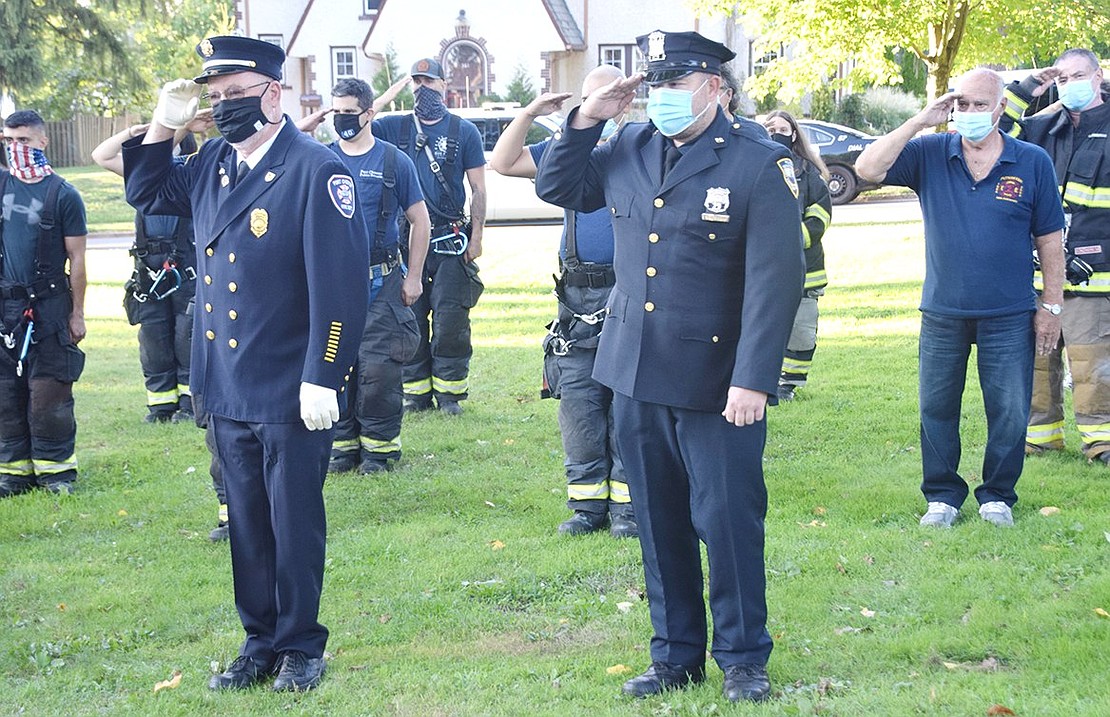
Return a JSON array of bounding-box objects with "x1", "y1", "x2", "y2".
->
[{"x1": 1, "y1": 194, "x2": 1108, "y2": 716}]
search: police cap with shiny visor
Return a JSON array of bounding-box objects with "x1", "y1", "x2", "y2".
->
[{"x1": 636, "y1": 30, "x2": 736, "y2": 86}]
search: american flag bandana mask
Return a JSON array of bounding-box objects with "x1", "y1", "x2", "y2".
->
[{"x1": 5, "y1": 141, "x2": 54, "y2": 181}]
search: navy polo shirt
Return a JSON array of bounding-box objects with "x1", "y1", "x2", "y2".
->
[
  {"x1": 885, "y1": 131, "x2": 1064, "y2": 318},
  {"x1": 529, "y1": 139, "x2": 615, "y2": 264}
]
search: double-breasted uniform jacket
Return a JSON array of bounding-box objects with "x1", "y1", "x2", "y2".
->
[
  {"x1": 536, "y1": 108, "x2": 805, "y2": 412},
  {"x1": 123, "y1": 120, "x2": 369, "y2": 422}
]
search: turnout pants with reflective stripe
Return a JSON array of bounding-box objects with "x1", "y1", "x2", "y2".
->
[
  {"x1": 1028, "y1": 295, "x2": 1110, "y2": 459},
  {"x1": 333, "y1": 271, "x2": 420, "y2": 464},
  {"x1": 135, "y1": 286, "x2": 193, "y2": 410},
  {"x1": 613, "y1": 393, "x2": 772, "y2": 669},
  {"x1": 780, "y1": 294, "x2": 820, "y2": 388},
  {"x1": 403, "y1": 252, "x2": 483, "y2": 403},
  {"x1": 212, "y1": 416, "x2": 331, "y2": 661},
  {"x1": 554, "y1": 345, "x2": 630, "y2": 513},
  {"x1": 0, "y1": 314, "x2": 84, "y2": 488}
]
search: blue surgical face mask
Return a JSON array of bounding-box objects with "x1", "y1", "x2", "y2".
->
[
  {"x1": 600, "y1": 117, "x2": 621, "y2": 141},
  {"x1": 1057, "y1": 76, "x2": 1097, "y2": 111},
  {"x1": 646, "y1": 79, "x2": 712, "y2": 137},
  {"x1": 952, "y1": 110, "x2": 997, "y2": 142}
]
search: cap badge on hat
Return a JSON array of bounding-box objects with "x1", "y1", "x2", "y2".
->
[
  {"x1": 200, "y1": 38, "x2": 214, "y2": 57},
  {"x1": 647, "y1": 31, "x2": 667, "y2": 62},
  {"x1": 416, "y1": 60, "x2": 431, "y2": 73}
]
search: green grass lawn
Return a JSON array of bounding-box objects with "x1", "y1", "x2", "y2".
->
[{"x1": 1, "y1": 214, "x2": 1108, "y2": 716}]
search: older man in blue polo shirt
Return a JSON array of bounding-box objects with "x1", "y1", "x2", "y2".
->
[{"x1": 856, "y1": 68, "x2": 1066, "y2": 528}]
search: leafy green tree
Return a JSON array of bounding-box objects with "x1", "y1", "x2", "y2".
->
[
  {"x1": 691, "y1": 0, "x2": 1110, "y2": 102},
  {"x1": 503, "y1": 63, "x2": 536, "y2": 106},
  {"x1": 372, "y1": 43, "x2": 412, "y2": 111}
]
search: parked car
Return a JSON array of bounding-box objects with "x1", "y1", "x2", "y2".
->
[
  {"x1": 797, "y1": 119, "x2": 880, "y2": 205},
  {"x1": 377, "y1": 103, "x2": 564, "y2": 223}
]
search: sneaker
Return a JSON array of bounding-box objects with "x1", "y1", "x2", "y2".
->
[
  {"x1": 438, "y1": 400, "x2": 463, "y2": 416},
  {"x1": 777, "y1": 384, "x2": 795, "y2": 402},
  {"x1": 919, "y1": 501, "x2": 958, "y2": 527},
  {"x1": 979, "y1": 501, "x2": 1014, "y2": 527}
]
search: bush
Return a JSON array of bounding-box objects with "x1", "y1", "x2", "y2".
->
[
  {"x1": 859, "y1": 86, "x2": 922, "y2": 134},
  {"x1": 834, "y1": 93, "x2": 866, "y2": 129}
]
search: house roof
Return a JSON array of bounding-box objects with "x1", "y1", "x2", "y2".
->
[{"x1": 541, "y1": 0, "x2": 586, "y2": 51}]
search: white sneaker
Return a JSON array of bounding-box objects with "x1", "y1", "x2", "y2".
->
[
  {"x1": 978, "y1": 501, "x2": 1013, "y2": 527},
  {"x1": 919, "y1": 502, "x2": 958, "y2": 527}
]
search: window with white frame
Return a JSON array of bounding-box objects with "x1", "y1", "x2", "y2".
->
[
  {"x1": 363, "y1": 0, "x2": 383, "y2": 15},
  {"x1": 749, "y1": 42, "x2": 782, "y2": 76},
  {"x1": 259, "y1": 34, "x2": 286, "y2": 85},
  {"x1": 332, "y1": 47, "x2": 356, "y2": 82}
]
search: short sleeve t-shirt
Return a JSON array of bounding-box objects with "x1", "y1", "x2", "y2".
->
[
  {"x1": 330, "y1": 140, "x2": 424, "y2": 249},
  {"x1": 372, "y1": 113, "x2": 485, "y2": 225},
  {"x1": 529, "y1": 139, "x2": 614, "y2": 265},
  {"x1": 883, "y1": 131, "x2": 1064, "y2": 317},
  {"x1": 1, "y1": 176, "x2": 87, "y2": 284}
]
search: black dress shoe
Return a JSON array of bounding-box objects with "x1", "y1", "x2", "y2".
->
[
  {"x1": 622, "y1": 662, "x2": 705, "y2": 697},
  {"x1": 272, "y1": 650, "x2": 326, "y2": 692},
  {"x1": 722, "y1": 663, "x2": 771, "y2": 703},
  {"x1": 209, "y1": 522, "x2": 229, "y2": 542},
  {"x1": 557, "y1": 510, "x2": 607, "y2": 536},
  {"x1": 208, "y1": 655, "x2": 275, "y2": 690}
]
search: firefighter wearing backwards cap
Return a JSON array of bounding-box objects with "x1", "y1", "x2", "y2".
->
[
  {"x1": 535, "y1": 29, "x2": 804, "y2": 703},
  {"x1": 122, "y1": 35, "x2": 369, "y2": 693}
]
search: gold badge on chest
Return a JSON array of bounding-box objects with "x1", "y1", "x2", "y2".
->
[{"x1": 250, "y1": 208, "x2": 269, "y2": 238}]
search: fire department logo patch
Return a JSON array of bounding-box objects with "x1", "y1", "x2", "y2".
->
[
  {"x1": 647, "y1": 31, "x2": 666, "y2": 62},
  {"x1": 328, "y1": 175, "x2": 356, "y2": 219},
  {"x1": 777, "y1": 158, "x2": 799, "y2": 199},
  {"x1": 704, "y1": 187, "x2": 730, "y2": 214},
  {"x1": 995, "y1": 175, "x2": 1024, "y2": 203}
]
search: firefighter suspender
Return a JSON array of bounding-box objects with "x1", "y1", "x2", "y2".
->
[
  {"x1": 400, "y1": 113, "x2": 465, "y2": 224},
  {"x1": 373, "y1": 144, "x2": 398, "y2": 257}
]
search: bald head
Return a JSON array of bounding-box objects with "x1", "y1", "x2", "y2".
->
[
  {"x1": 955, "y1": 68, "x2": 1004, "y2": 106},
  {"x1": 582, "y1": 64, "x2": 625, "y2": 97}
]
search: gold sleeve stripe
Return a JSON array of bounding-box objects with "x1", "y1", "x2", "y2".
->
[{"x1": 324, "y1": 322, "x2": 343, "y2": 363}]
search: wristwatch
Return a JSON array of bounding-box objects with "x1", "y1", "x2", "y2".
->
[{"x1": 1041, "y1": 302, "x2": 1062, "y2": 315}]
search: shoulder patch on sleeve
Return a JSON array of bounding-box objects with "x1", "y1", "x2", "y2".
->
[
  {"x1": 777, "y1": 158, "x2": 799, "y2": 199},
  {"x1": 328, "y1": 174, "x2": 357, "y2": 219}
]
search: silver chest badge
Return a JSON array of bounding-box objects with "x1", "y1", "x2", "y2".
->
[{"x1": 702, "y1": 187, "x2": 731, "y2": 222}]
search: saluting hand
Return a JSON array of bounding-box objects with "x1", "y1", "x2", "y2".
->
[
  {"x1": 1028, "y1": 67, "x2": 1062, "y2": 98},
  {"x1": 915, "y1": 92, "x2": 958, "y2": 130},
  {"x1": 524, "y1": 92, "x2": 573, "y2": 119},
  {"x1": 573, "y1": 74, "x2": 644, "y2": 128}
]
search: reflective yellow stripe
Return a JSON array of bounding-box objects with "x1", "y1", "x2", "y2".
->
[
  {"x1": 0, "y1": 459, "x2": 34, "y2": 476},
  {"x1": 1003, "y1": 88, "x2": 1029, "y2": 117},
  {"x1": 804, "y1": 202, "x2": 831, "y2": 227},
  {"x1": 1077, "y1": 422, "x2": 1110, "y2": 445},
  {"x1": 177, "y1": 384, "x2": 191, "y2": 397},
  {"x1": 1063, "y1": 182, "x2": 1110, "y2": 208},
  {"x1": 332, "y1": 438, "x2": 359, "y2": 453},
  {"x1": 781, "y1": 357, "x2": 812, "y2": 374},
  {"x1": 609, "y1": 480, "x2": 631, "y2": 503},
  {"x1": 567, "y1": 482, "x2": 609, "y2": 501},
  {"x1": 403, "y1": 378, "x2": 432, "y2": 396},
  {"x1": 1026, "y1": 421, "x2": 1065, "y2": 445},
  {"x1": 432, "y1": 375, "x2": 468, "y2": 396},
  {"x1": 801, "y1": 222, "x2": 811, "y2": 249},
  {"x1": 146, "y1": 388, "x2": 179, "y2": 407},
  {"x1": 360, "y1": 435, "x2": 402, "y2": 454},
  {"x1": 33, "y1": 455, "x2": 78, "y2": 475},
  {"x1": 804, "y1": 269, "x2": 827, "y2": 289},
  {"x1": 218, "y1": 503, "x2": 229, "y2": 523}
]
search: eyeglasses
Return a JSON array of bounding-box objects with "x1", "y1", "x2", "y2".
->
[{"x1": 202, "y1": 80, "x2": 272, "y2": 105}]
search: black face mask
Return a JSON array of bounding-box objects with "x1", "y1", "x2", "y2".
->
[
  {"x1": 769, "y1": 132, "x2": 794, "y2": 150},
  {"x1": 333, "y1": 113, "x2": 365, "y2": 141},
  {"x1": 212, "y1": 95, "x2": 272, "y2": 144}
]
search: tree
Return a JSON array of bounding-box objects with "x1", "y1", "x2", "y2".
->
[
  {"x1": 503, "y1": 63, "x2": 536, "y2": 106},
  {"x1": 372, "y1": 43, "x2": 412, "y2": 111},
  {"x1": 691, "y1": 0, "x2": 1110, "y2": 103}
]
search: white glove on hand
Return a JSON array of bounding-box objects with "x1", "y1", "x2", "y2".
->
[
  {"x1": 299, "y1": 382, "x2": 339, "y2": 431},
  {"x1": 153, "y1": 79, "x2": 201, "y2": 130}
]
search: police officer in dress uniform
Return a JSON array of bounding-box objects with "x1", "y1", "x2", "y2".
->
[
  {"x1": 535, "y1": 30, "x2": 804, "y2": 703},
  {"x1": 123, "y1": 36, "x2": 368, "y2": 692}
]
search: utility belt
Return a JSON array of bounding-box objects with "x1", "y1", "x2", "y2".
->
[
  {"x1": 430, "y1": 220, "x2": 471, "y2": 256},
  {"x1": 560, "y1": 263, "x2": 615, "y2": 289},
  {"x1": 0, "y1": 274, "x2": 70, "y2": 303},
  {"x1": 370, "y1": 246, "x2": 402, "y2": 278}
]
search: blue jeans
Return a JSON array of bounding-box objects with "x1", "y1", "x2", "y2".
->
[{"x1": 918, "y1": 310, "x2": 1034, "y2": 509}]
